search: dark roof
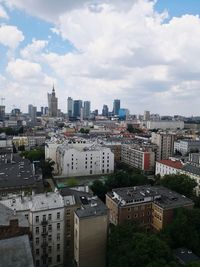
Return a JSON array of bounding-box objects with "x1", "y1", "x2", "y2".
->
[
  {"x1": 182, "y1": 163, "x2": 200, "y2": 176},
  {"x1": 0, "y1": 154, "x2": 43, "y2": 191},
  {"x1": 107, "y1": 185, "x2": 193, "y2": 210},
  {"x1": 0, "y1": 235, "x2": 34, "y2": 267},
  {"x1": 175, "y1": 248, "x2": 200, "y2": 265}
]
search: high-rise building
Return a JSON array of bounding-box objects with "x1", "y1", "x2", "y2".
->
[
  {"x1": 113, "y1": 99, "x2": 120, "y2": 116},
  {"x1": 83, "y1": 101, "x2": 91, "y2": 119},
  {"x1": 73, "y1": 100, "x2": 82, "y2": 118},
  {"x1": 151, "y1": 132, "x2": 175, "y2": 160},
  {"x1": 47, "y1": 86, "x2": 58, "y2": 117},
  {"x1": 0, "y1": 106, "x2": 5, "y2": 121},
  {"x1": 67, "y1": 97, "x2": 74, "y2": 118},
  {"x1": 144, "y1": 110, "x2": 150, "y2": 121},
  {"x1": 102, "y1": 105, "x2": 109, "y2": 117},
  {"x1": 28, "y1": 104, "x2": 37, "y2": 123}
]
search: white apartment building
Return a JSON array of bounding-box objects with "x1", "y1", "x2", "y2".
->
[
  {"x1": 0, "y1": 192, "x2": 65, "y2": 267},
  {"x1": 174, "y1": 140, "x2": 200, "y2": 155},
  {"x1": 146, "y1": 121, "x2": 184, "y2": 130},
  {"x1": 56, "y1": 143, "x2": 114, "y2": 177},
  {"x1": 155, "y1": 159, "x2": 183, "y2": 177}
]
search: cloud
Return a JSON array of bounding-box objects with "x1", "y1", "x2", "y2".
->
[
  {"x1": 2, "y1": 0, "x2": 200, "y2": 115},
  {"x1": 20, "y1": 39, "x2": 48, "y2": 60},
  {"x1": 0, "y1": 4, "x2": 9, "y2": 19},
  {"x1": 0, "y1": 24, "x2": 24, "y2": 49}
]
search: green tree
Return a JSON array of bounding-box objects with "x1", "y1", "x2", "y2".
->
[
  {"x1": 41, "y1": 159, "x2": 55, "y2": 179},
  {"x1": 159, "y1": 174, "x2": 197, "y2": 198},
  {"x1": 67, "y1": 177, "x2": 78, "y2": 187},
  {"x1": 90, "y1": 180, "x2": 107, "y2": 202},
  {"x1": 107, "y1": 223, "x2": 174, "y2": 267}
]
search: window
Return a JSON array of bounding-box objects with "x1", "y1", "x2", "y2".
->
[
  {"x1": 35, "y1": 216, "x2": 39, "y2": 223},
  {"x1": 48, "y1": 257, "x2": 52, "y2": 264},
  {"x1": 42, "y1": 215, "x2": 46, "y2": 221},
  {"x1": 36, "y1": 260, "x2": 40, "y2": 267},
  {"x1": 127, "y1": 215, "x2": 131, "y2": 219},
  {"x1": 48, "y1": 214, "x2": 52, "y2": 221},
  {"x1": 90, "y1": 170, "x2": 92, "y2": 174},
  {"x1": 42, "y1": 226, "x2": 46, "y2": 233},
  {"x1": 36, "y1": 249, "x2": 40, "y2": 255},
  {"x1": 48, "y1": 235, "x2": 52, "y2": 242},
  {"x1": 36, "y1": 237, "x2": 39, "y2": 245},
  {"x1": 25, "y1": 214, "x2": 28, "y2": 220},
  {"x1": 57, "y1": 255, "x2": 60, "y2": 263},
  {"x1": 128, "y1": 208, "x2": 131, "y2": 212},
  {"x1": 57, "y1": 244, "x2": 60, "y2": 251},
  {"x1": 107, "y1": 169, "x2": 109, "y2": 173},
  {"x1": 57, "y1": 223, "x2": 60, "y2": 230},
  {"x1": 48, "y1": 224, "x2": 52, "y2": 232},
  {"x1": 48, "y1": 246, "x2": 52, "y2": 253},
  {"x1": 102, "y1": 169, "x2": 104, "y2": 174},
  {"x1": 57, "y1": 233, "x2": 60, "y2": 241},
  {"x1": 57, "y1": 212, "x2": 60, "y2": 219}
]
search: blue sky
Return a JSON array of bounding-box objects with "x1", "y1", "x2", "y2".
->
[{"x1": 1, "y1": 0, "x2": 200, "y2": 115}]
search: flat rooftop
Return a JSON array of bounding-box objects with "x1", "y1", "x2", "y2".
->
[
  {"x1": 0, "y1": 235, "x2": 34, "y2": 267},
  {"x1": 0, "y1": 154, "x2": 42, "y2": 191},
  {"x1": 107, "y1": 185, "x2": 193, "y2": 210}
]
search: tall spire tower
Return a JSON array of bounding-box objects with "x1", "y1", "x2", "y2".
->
[{"x1": 47, "y1": 84, "x2": 58, "y2": 117}]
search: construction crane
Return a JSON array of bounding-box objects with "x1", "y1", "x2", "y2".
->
[{"x1": 1, "y1": 97, "x2": 5, "y2": 106}]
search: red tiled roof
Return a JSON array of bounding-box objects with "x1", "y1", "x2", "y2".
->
[{"x1": 157, "y1": 159, "x2": 183, "y2": 169}]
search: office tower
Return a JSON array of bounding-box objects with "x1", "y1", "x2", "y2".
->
[
  {"x1": 102, "y1": 105, "x2": 109, "y2": 117},
  {"x1": 151, "y1": 132, "x2": 175, "y2": 160},
  {"x1": 83, "y1": 101, "x2": 91, "y2": 120},
  {"x1": 0, "y1": 106, "x2": 5, "y2": 121},
  {"x1": 93, "y1": 109, "x2": 98, "y2": 116},
  {"x1": 44, "y1": 107, "x2": 48, "y2": 115},
  {"x1": 47, "y1": 85, "x2": 58, "y2": 117},
  {"x1": 113, "y1": 99, "x2": 120, "y2": 116},
  {"x1": 118, "y1": 108, "x2": 129, "y2": 120},
  {"x1": 67, "y1": 97, "x2": 74, "y2": 118},
  {"x1": 28, "y1": 104, "x2": 37, "y2": 123},
  {"x1": 144, "y1": 110, "x2": 150, "y2": 121},
  {"x1": 73, "y1": 100, "x2": 82, "y2": 118}
]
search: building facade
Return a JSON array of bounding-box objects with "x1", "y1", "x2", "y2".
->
[{"x1": 48, "y1": 87, "x2": 58, "y2": 117}]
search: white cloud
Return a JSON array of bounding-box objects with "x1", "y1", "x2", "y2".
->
[
  {"x1": 0, "y1": 4, "x2": 9, "y2": 19},
  {"x1": 2, "y1": 0, "x2": 200, "y2": 115},
  {"x1": 0, "y1": 25, "x2": 24, "y2": 49},
  {"x1": 20, "y1": 39, "x2": 48, "y2": 60}
]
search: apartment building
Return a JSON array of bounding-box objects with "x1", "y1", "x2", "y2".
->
[
  {"x1": 106, "y1": 186, "x2": 193, "y2": 231},
  {"x1": 0, "y1": 192, "x2": 65, "y2": 267},
  {"x1": 174, "y1": 140, "x2": 200, "y2": 155},
  {"x1": 155, "y1": 159, "x2": 183, "y2": 177},
  {"x1": 121, "y1": 143, "x2": 155, "y2": 172},
  {"x1": 151, "y1": 132, "x2": 175, "y2": 160},
  {"x1": 146, "y1": 121, "x2": 184, "y2": 130},
  {"x1": 74, "y1": 196, "x2": 108, "y2": 267},
  {"x1": 56, "y1": 143, "x2": 114, "y2": 177}
]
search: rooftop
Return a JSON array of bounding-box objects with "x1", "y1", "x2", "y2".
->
[
  {"x1": 0, "y1": 235, "x2": 34, "y2": 267},
  {"x1": 157, "y1": 159, "x2": 183, "y2": 169},
  {"x1": 0, "y1": 203, "x2": 28, "y2": 227},
  {"x1": 0, "y1": 192, "x2": 64, "y2": 212},
  {"x1": 107, "y1": 186, "x2": 193, "y2": 210},
  {"x1": 182, "y1": 163, "x2": 200, "y2": 176},
  {"x1": 175, "y1": 248, "x2": 200, "y2": 265},
  {"x1": 0, "y1": 154, "x2": 43, "y2": 191}
]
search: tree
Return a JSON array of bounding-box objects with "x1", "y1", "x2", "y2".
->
[
  {"x1": 20, "y1": 147, "x2": 45, "y2": 162},
  {"x1": 107, "y1": 223, "x2": 174, "y2": 267},
  {"x1": 67, "y1": 178, "x2": 78, "y2": 187},
  {"x1": 159, "y1": 174, "x2": 197, "y2": 198},
  {"x1": 41, "y1": 159, "x2": 55, "y2": 179},
  {"x1": 90, "y1": 180, "x2": 107, "y2": 202}
]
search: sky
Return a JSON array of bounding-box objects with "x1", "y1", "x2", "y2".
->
[{"x1": 0, "y1": 0, "x2": 200, "y2": 116}]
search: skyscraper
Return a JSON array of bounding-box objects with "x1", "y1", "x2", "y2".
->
[
  {"x1": 83, "y1": 101, "x2": 91, "y2": 119},
  {"x1": 47, "y1": 85, "x2": 58, "y2": 117},
  {"x1": 113, "y1": 99, "x2": 120, "y2": 116},
  {"x1": 102, "y1": 105, "x2": 109, "y2": 117},
  {"x1": 0, "y1": 105, "x2": 5, "y2": 121},
  {"x1": 28, "y1": 104, "x2": 37, "y2": 123},
  {"x1": 73, "y1": 100, "x2": 82, "y2": 118},
  {"x1": 67, "y1": 97, "x2": 74, "y2": 118},
  {"x1": 144, "y1": 111, "x2": 150, "y2": 121}
]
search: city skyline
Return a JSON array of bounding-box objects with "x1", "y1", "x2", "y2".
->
[{"x1": 1, "y1": 0, "x2": 200, "y2": 115}]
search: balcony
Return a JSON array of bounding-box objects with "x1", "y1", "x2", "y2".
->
[
  {"x1": 42, "y1": 231, "x2": 48, "y2": 237},
  {"x1": 41, "y1": 242, "x2": 48, "y2": 248},
  {"x1": 41, "y1": 219, "x2": 48, "y2": 226}
]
